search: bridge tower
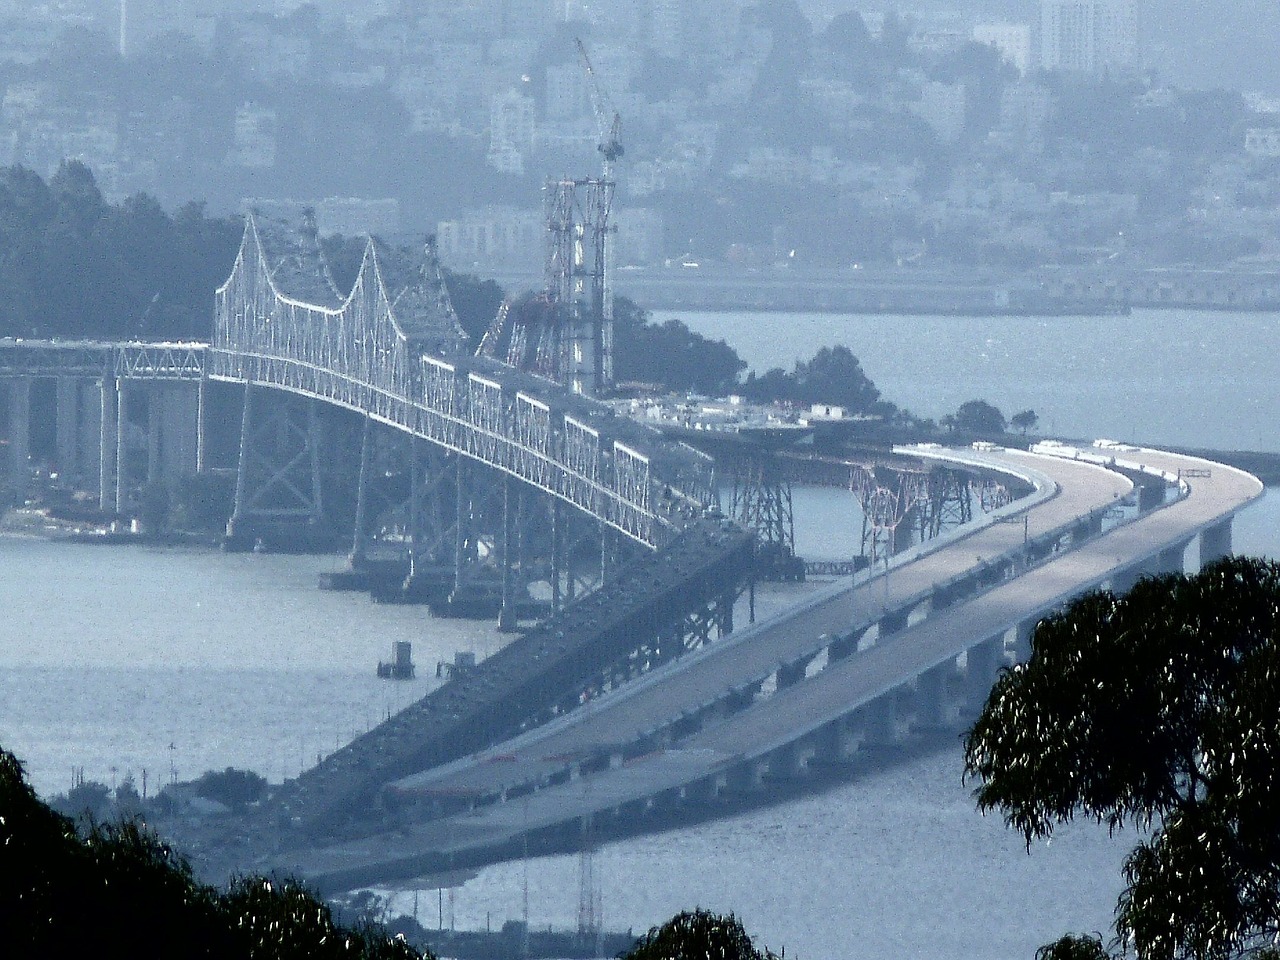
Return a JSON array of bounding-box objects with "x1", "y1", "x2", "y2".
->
[
  {"x1": 545, "y1": 177, "x2": 614, "y2": 397},
  {"x1": 729, "y1": 457, "x2": 802, "y2": 581}
]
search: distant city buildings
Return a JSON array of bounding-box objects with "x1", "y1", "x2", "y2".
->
[
  {"x1": 226, "y1": 102, "x2": 276, "y2": 169},
  {"x1": 973, "y1": 22, "x2": 1033, "y2": 74},
  {"x1": 1245, "y1": 128, "x2": 1280, "y2": 159},
  {"x1": 1039, "y1": 0, "x2": 1139, "y2": 75}
]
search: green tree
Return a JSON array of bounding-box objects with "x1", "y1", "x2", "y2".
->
[
  {"x1": 1, "y1": 746, "x2": 431, "y2": 959},
  {"x1": 740, "y1": 344, "x2": 888, "y2": 415},
  {"x1": 625, "y1": 909, "x2": 779, "y2": 960},
  {"x1": 953, "y1": 399, "x2": 1006, "y2": 436},
  {"x1": 1011, "y1": 409, "x2": 1040, "y2": 435},
  {"x1": 1037, "y1": 934, "x2": 1113, "y2": 960},
  {"x1": 964, "y1": 557, "x2": 1280, "y2": 960},
  {"x1": 194, "y1": 766, "x2": 269, "y2": 807},
  {"x1": 613, "y1": 298, "x2": 746, "y2": 395}
]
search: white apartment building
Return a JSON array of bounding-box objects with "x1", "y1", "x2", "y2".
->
[
  {"x1": 1040, "y1": 0, "x2": 1139, "y2": 74},
  {"x1": 973, "y1": 22, "x2": 1033, "y2": 74}
]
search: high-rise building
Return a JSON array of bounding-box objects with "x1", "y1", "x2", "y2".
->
[
  {"x1": 973, "y1": 22, "x2": 1033, "y2": 74},
  {"x1": 1040, "y1": 0, "x2": 1138, "y2": 75}
]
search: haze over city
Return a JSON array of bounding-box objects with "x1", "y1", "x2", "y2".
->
[{"x1": 2, "y1": 3, "x2": 1279, "y2": 960}]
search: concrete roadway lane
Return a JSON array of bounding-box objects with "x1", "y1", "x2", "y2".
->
[
  {"x1": 385, "y1": 447, "x2": 1130, "y2": 805},
  {"x1": 276, "y1": 445, "x2": 1168, "y2": 885}
]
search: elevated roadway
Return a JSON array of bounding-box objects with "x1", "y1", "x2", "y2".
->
[{"x1": 262, "y1": 442, "x2": 1263, "y2": 890}]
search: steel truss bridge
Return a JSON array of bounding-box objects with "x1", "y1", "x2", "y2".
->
[{"x1": 0, "y1": 208, "x2": 1263, "y2": 893}]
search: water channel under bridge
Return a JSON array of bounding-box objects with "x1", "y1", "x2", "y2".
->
[{"x1": 0, "y1": 208, "x2": 1264, "y2": 888}]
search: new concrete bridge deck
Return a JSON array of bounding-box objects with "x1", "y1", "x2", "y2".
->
[{"x1": 267, "y1": 443, "x2": 1261, "y2": 891}]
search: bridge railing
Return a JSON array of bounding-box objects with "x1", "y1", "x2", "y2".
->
[
  {"x1": 211, "y1": 346, "x2": 667, "y2": 546},
  {"x1": 212, "y1": 212, "x2": 678, "y2": 547}
]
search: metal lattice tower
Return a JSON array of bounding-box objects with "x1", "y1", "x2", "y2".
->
[
  {"x1": 545, "y1": 177, "x2": 614, "y2": 396},
  {"x1": 852, "y1": 469, "x2": 929, "y2": 565}
]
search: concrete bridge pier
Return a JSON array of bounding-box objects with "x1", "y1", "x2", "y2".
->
[
  {"x1": 54, "y1": 376, "x2": 79, "y2": 483},
  {"x1": 99, "y1": 377, "x2": 117, "y2": 512},
  {"x1": 861, "y1": 692, "x2": 904, "y2": 747},
  {"x1": 115, "y1": 379, "x2": 131, "y2": 514},
  {"x1": 816, "y1": 714, "x2": 863, "y2": 764},
  {"x1": 1009, "y1": 619, "x2": 1036, "y2": 664},
  {"x1": 79, "y1": 381, "x2": 102, "y2": 490},
  {"x1": 879, "y1": 607, "x2": 908, "y2": 639},
  {"x1": 498, "y1": 476, "x2": 518, "y2": 632},
  {"x1": 916, "y1": 660, "x2": 960, "y2": 729},
  {"x1": 1201, "y1": 519, "x2": 1233, "y2": 566},
  {"x1": 153, "y1": 384, "x2": 199, "y2": 484},
  {"x1": 5, "y1": 376, "x2": 30, "y2": 505},
  {"x1": 1109, "y1": 565, "x2": 1143, "y2": 595},
  {"x1": 965, "y1": 634, "x2": 1004, "y2": 710},
  {"x1": 1157, "y1": 539, "x2": 1190, "y2": 576}
]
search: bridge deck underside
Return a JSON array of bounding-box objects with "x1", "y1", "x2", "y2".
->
[
  {"x1": 266, "y1": 520, "x2": 755, "y2": 843},
  {"x1": 256, "y1": 447, "x2": 1260, "y2": 891}
]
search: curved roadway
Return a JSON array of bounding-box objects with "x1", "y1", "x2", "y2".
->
[{"x1": 270, "y1": 444, "x2": 1261, "y2": 889}]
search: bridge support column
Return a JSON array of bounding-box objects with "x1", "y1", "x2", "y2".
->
[
  {"x1": 817, "y1": 715, "x2": 863, "y2": 764},
  {"x1": 55, "y1": 376, "x2": 78, "y2": 483},
  {"x1": 966, "y1": 634, "x2": 1004, "y2": 710},
  {"x1": 454, "y1": 456, "x2": 468, "y2": 595},
  {"x1": 1011, "y1": 619, "x2": 1036, "y2": 664},
  {"x1": 1109, "y1": 565, "x2": 1142, "y2": 595},
  {"x1": 1201, "y1": 519, "x2": 1233, "y2": 566},
  {"x1": 861, "y1": 692, "x2": 902, "y2": 747},
  {"x1": 228, "y1": 382, "x2": 254, "y2": 540},
  {"x1": 916, "y1": 661, "x2": 957, "y2": 729},
  {"x1": 195, "y1": 377, "x2": 207, "y2": 474},
  {"x1": 498, "y1": 476, "x2": 518, "y2": 632},
  {"x1": 1157, "y1": 539, "x2": 1189, "y2": 576},
  {"x1": 157, "y1": 384, "x2": 199, "y2": 483},
  {"x1": 879, "y1": 607, "x2": 908, "y2": 638},
  {"x1": 80, "y1": 381, "x2": 101, "y2": 490},
  {"x1": 99, "y1": 377, "x2": 117, "y2": 512},
  {"x1": 147, "y1": 387, "x2": 163, "y2": 483},
  {"x1": 308, "y1": 401, "x2": 323, "y2": 525},
  {"x1": 716, "y1": 587, "x2": 735, "y2": 638},
  {"x1": 115, "y1": 379, "x2": 130, "y2": 515},
  {"x1": 6, "y1": 376, "x2": 30, "y2": 505},
  {"x1": 550, "y1": 498, "x2": 563, "y2": 611},
  {"x1": 349, "y1": 416, "x2": 373, "y2": 566}
]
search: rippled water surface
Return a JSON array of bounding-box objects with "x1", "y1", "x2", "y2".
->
[{"x1": 3, "y1": 308, "x2": 1279, "y2": 959}]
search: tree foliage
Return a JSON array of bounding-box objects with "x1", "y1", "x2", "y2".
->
[
  {"x1": 613, "y1": 298, "x2": 747, "y2": 395},
  {"x1": 1011, "y1": 409, "x2": 1040, "y2": 436},
  {"x1": 953, "y1": 399, "x2": 1007, "y2": 436},
  {"x1": 0, "y1": 163, "x2": 242, "y2": 341},
  {"x1": 0, "y1": 747, "x2": 430, "y2": 959},
  {"x1": 964, "y1": 557, "x2": 1280, "y2": 960},
  {"x1": 194, "y1": 766, "x2": 268, "y2": 808},
  {"x1": 1037, "y1": 934, "x2": 1113, "y2": 960},
  {"x1": 740, "y1": 343, "x2": 889, "y2": 415},
  {"x1": 626, "y1": 909, "x2": 779, "y2": 960}
]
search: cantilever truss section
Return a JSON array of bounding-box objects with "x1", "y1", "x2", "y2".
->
[{"x1": 211, "y1": 209, "x2": 716, "y2": 549}]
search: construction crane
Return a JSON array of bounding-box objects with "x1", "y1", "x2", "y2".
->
[
  {"x1": 575, "y1": 37, "x2": 624, "y2": 179},
  {"x1": 573, "y1": 37, "x2": 622, "y2": 391}
]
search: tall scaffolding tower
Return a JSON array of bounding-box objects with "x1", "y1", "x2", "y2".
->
[{"x1": 544, "y1": 177, "x2": 614, "y2": 396}]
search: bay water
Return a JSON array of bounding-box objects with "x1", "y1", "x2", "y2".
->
[{"x1": 3, "y1": 307, "x2": 1278, "y2": 959}]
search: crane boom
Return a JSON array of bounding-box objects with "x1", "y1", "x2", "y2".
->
[{"x1": 574, "y1": 37, "x2": 624, "y2": 175}]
